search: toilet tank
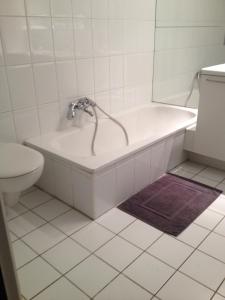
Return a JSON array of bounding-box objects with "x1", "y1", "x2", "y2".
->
[{"x1": 193, "y1": 64, "x2": 225, "y2": 161}]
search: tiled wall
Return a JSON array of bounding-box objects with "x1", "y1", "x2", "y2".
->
[
  {"x1": 0, "y1": 0, "x2": 155, "y2": 143},
  {"x1": 153, "y1": 0, "x2": 225, "y2": 107}
]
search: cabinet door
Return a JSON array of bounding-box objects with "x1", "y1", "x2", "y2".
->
[{"x1": 194, "y1": 75, "x2": 225, "y2": 161}]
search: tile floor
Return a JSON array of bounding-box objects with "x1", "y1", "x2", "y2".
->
[{"x1": 6, "y1": 160, "x2": 225, "y2": 300}]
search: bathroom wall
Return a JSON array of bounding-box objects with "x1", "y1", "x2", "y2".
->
[
  {"x1": 0, "y1": 0, "x2": 155, "y2": 143},
  {"x1": 153, "y1": 0, "x2": 225, "y2": 107}
]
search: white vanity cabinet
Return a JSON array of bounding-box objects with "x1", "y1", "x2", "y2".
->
[{"x1": 193, "y1": 64, "x2": 225, "y2": 161}]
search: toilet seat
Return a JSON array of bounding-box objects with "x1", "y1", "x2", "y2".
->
[{"x1": 0, "y1": 143, "x2": 44, "y2": 179}]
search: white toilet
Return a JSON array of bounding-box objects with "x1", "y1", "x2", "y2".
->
[{"x1": 0, "y1": 143, "x2": 44, "y2": 207}]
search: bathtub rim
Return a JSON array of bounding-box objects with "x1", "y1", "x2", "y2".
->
[{"x1": 25, "y1": 103, "x2": 197, "y2": 174}]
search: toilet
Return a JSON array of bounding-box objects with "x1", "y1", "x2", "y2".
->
[{"x1": 0, "y1": 143, "x2": 44, "y2": 207}]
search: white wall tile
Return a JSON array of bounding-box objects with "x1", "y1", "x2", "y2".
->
[
  {"x1": 124, "y1": 21, "x2": 138, "y2": 53},
  {"x1": 92, "y1": 20, "x2": 108, "y2": 56},
  {"x1": 92, "y1": 0, "x2": 108, "y2": 19},
  {"x1": 50, "y1": 0, "x2": 72, "y2": 17},
  {"x1": 108, "y1": 20, "x2": 124, "y2": 55},
  {"x1": 110, "y1": 56, "x2": 123, "y2": 89},
  {"x1": 150, "y1": 141, "x2": 167, "y2": 182},
  {"x1": 72, "y1": 168, "x2": 93, "y2": 216},
  {"x1": 0, "y1": 112, "x2": 16, "y2": 142},
  {"x1": 28, "y1": 17, "x2": 54, "y2": 63},
  {"x1": 94, "y1": 57, "x2": 109, "y2": 92},
  {"x1": 137, "y1": 21, "x2": 155, "y2": 52},
  {"x1": 0, "y1": 67, "x2": 11, "y2": 112},
  {"x1": 56, "y1": 61, "x2": 77, "y2": 100},
  {"x1": 0, "y1": 39, "x2": 4, "y2": 65},
  {"x1": 37, "y1": 155, "x2": 56, "y2": 195},
  {"x1": 116, "y1": 158, "x2": 135, "y2": 202},
  {"x1": 93, "y1": 168, "x2": 117, "y2": 218},
  {"x1": 76, "y1": 58, "x2": 94, "y2": 96},
  {"x1": 108, "y1": 0, "x2": 126, "y2": 19},
  {"x1": 54, "y1": 160, "x2": 73, "y2": 206},
  {"x1": 33, "y1": 63, "x2": 58, "y2": 105},
  {"x1": 7, "y1": 65, "x2": 36, "y2": 110},
  {"x1": 52, "y1": 18, "x2": 74, "y2": 60},
  {"x1": 0, "y1": 0, "x2": 25, "y2": 16},
  {"x1": 134, "y1": 149, "x2": 152, "y2": 193},
  {"x1": 38, "y1": 102, "x2": 60, "y2": 134},
  {"x1": 95, "y1": 91, "x2": 110, "y2": 116},
  {"x1": 110, "y1": 88, "x2": 124, "y2": 114},
  {"x1": 0, "y1": 0, "x2": 155, "y2": 143},
  {"x1": 0, "y1": 17, "x2": 31, "y2": 65},
  {"x1": 72, "y1": 0, "x2": 91, "y2": 18},
  {"x1": 26, "y1": 0, "x2": 51, "y2": 16},
  {"x1": 13, "y1": 108, "x2": 40, "y2": 142},
  {"x1": 125, "y1": 0, "x2": 156, "y2": 21},
  {"x1": 153, "y1": 1, "x2": 225, "y2": 107},
  {"x1": 74, "y1": 19, "x2": 93, "y2": 58},
  {"x1": 125, "y1": 54, "x2": 153, "y2": 88}
]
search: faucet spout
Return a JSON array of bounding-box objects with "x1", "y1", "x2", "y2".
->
[{"x1": 67, "y1": 98, "x2": 96, "y2": 120}]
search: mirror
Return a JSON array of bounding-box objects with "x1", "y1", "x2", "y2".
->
[{"x1": 153, "y1": 0, "x2": 225, "y2": 108}]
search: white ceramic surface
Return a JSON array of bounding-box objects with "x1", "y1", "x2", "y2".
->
[{"x1": 26, "y1": 103, "x2": 196, "y2": 218}]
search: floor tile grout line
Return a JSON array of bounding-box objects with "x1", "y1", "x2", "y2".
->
[
  {"x1": 14, "y1": 201, "x2": 225, "y2": 298},
  {"x1": 213, "y1": 278, "x2": 225, "y2": 298},
  {"x1": 17, "y1": 209, "x2": 157, "y2": 299},
  {"x1": 151, "y1": 167, "x2": 225, "y2": 298},
  {"x1": 9, "y1": 166, "x2": 225, "y2": 299},
  {"x1": 16, "y1": 237, "x2": 94, "y2": 299}
]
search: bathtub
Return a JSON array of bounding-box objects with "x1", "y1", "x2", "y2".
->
[{"x1": 26, "y1": 103, "x2": 197, "y2": 219}]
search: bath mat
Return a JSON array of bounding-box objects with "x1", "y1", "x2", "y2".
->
[{"x1": 118, "y1": 174, "x2": 222, "y2": 236}]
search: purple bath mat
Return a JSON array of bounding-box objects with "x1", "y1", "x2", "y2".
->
[{"x1": 118, "y1": 174, "x2": 222, "y2": 236}]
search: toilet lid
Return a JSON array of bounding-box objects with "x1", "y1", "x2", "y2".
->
[{"x1": 0, "y1": 143, "x2": 44, "y2": 179}]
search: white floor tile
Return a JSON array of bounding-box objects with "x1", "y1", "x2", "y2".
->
[
  {"x1": 22, "y1": 223, "x2": 66, "y2": 254},
  {"x1": 209, "y1": 195, "x2": 225, "y2": 215},
  {"x1": 8, "y1": 211, "x2": 46, "y2": 237},
  {"x1": 217, "y1": 183, "x2": 225, "y2": 195},
  {"x1": 170, "y1": 168, "x2": 194, "y2": 179},
  {"x1": 22, "y1": 186, "x2": 37, "y2": 195},
  {"x1": 32, "y1": 277, "x2": 89, "y2": 300},
  {"x1": 42, "y1": 238, "x2": 90, "y2": 273},
  {"x1": 96, "y1": 208, "x2": 135, "y2": 233},
  {"x1": 199, "y1": 232, "x2": 225, "y2": 263},
  {"x1": 180, "y1": 250, "x2": 225, "y2": 290},
  {"x1": 33, "y1": 198, "x2": 70, "y2": 221},
  {"x1": 12, "y1": 240, "x2": 37, "y2": 269},
  {"x1": 177, "y1": 161, "x2": 205, "y2": 174},
  {"x1": 18, "y1": 257, "x2": 60, "y2": 299},
  {"x1": 10, "y1": 232, "x2": 18, "y2": 242},
  {"x1": 119, "y1": 220, "x2": 162, "y2": 250},
  {"x1": 123, "y1": 252, "x2": 175, "y2": 294},
  {"x1": 71, "y1": 222, "x2": 114, "y2": 252},
  {"x1": 51, "y1": 210, "x2": 91, "y2": 235},
  {"x1": 194, "y1": 209, "x2": 224, "y2": 230},
  {"x1": 66, "y1": 255, "x2": 118, "y2": 297},
  {"x1": 192, "y1": 175, "x2": 218, "y2": 187},
  {"x1": 157, "y1": 272, "x2": 213, "y2": 300},
  {"x1": 212, "y1": 294, "x2": 225, "y2": 300},
  {"x1": 147, "y1": 235, "x2": 193, "y2": 268},
  {"x1": 214, "y1": 218, "x2": 225, "y2": 236},
  {"x1": 177, "y1": 223, "x2": 210, "y2": 248},
  {"x1": 19, "y1": 189, "x2": 52, "y2": 209},
  {"x1": 94, "y1": 274, "x2": 151, "y2": 300},
  {"x1": 6, "y1": 203, "x2": 27, "y2": 220},
  {"x1": 95, "y1": 236, "x2": 142, "y2": 271},
  {"x1": 218, "y1": 280, "x2": 225, "y2": 297},
  {"x1": 198, "y1": 167, "x2": 225, "y2": 182}
]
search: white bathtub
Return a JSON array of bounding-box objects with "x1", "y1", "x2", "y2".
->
[{"x1": 26, "y1": 103, "x2": 197, "y2": 219}]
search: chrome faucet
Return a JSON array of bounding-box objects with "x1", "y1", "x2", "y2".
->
[{"x1": 67, "y1": 97, "x2": 96, "y2": 120}]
